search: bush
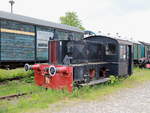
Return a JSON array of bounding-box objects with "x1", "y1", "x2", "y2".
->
[{"x1": 109, "y1": 75, "x2": 118, "y2": 84}]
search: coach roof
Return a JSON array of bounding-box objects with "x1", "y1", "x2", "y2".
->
[
  {"x1": 0, "y1": 10, "x2": 83, "y2": 33},
  {"x1": 139, "y1": 41, "x2": 150, "y2": 46}
]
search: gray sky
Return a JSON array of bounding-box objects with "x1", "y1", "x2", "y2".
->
[{"x1": 1, "y1": 0, "x2": 150, "y2": 42}]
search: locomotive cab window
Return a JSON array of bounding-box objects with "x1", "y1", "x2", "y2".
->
[{"x1": 105, "y1": 43, "x2": 116, "y2": 55}]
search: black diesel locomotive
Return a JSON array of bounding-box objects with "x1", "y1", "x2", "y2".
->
[
  {"x1": 52, "y1": 35, "x2": 133, "y2": 81},
  {"x1": 25, "y1": 35, "x2": 133, "y2": 91}
]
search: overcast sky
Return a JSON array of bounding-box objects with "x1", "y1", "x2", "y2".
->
[{"x1": 0, "y1": 0, "x2": 150, "y2": 42}]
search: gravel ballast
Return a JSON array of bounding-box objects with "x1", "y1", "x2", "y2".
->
[
  {"x1": 36, "y1": 82, "x2": 150, "y2": 113},
  {"x1": 55, "y1": 82, "x2": 150, "y2": 113}
]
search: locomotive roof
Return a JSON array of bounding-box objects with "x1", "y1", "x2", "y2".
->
[
  {"x1": 0, "y1": 10, "x2": 83, "y2": 33},
  {"x1": 85, "y1": 35, "x2": 133, "y2": 45}
]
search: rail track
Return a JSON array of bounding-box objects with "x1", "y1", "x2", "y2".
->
[
  {"x1": 0, "y1": 92, "x2": 32, "y2": 100},
  {"x1": 0, "y1": 75, "x2": 33, "y2": 85},
  {"x1": 0, "y1": 76, "x2": 23, "y2": 83}
]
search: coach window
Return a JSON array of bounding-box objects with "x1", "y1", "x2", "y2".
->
[
  {"x1": 55, "y1": 29, "x2": 69, "y2": 40},
  {"x1": 105, "y1": 43, "x2": 116, "y2": 55},
  {"x1": 120, "y1": 45, "x2": 126, "y2": 60}
]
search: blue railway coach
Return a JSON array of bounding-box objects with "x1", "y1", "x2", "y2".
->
[{"x1": 0, "y1": 11, "x2": 83, "y2": 68}]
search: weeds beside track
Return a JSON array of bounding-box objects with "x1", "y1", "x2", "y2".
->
[{"x1": 0, "y1": 68, "x2": 33, "y2": 82}]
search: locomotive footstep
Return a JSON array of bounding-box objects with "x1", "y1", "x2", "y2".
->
[{"x1": 79, "y1": 78, "x2": 110, "y2": 86}]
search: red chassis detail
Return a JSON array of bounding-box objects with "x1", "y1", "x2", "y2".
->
[
  {"x1": 50, "y1": 41, "x2": 57, "y2": 64},
  {"x1": 146, "y1": 64, "x2": 150, "y2": 68},
  {"x1": 31, "y1": 64, "x2": 73, "y2": 92}
]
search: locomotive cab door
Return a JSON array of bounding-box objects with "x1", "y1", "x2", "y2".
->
[
  {"x1": 127, "y1": 45, "x2": 133, "y2": 75},
  {"x1": 119, "y1": 44, "x2": 132, "y2": 76}
]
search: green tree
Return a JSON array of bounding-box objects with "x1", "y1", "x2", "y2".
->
[{"x1": 60, "y1": 12, "x2": 85, "y2": 30}]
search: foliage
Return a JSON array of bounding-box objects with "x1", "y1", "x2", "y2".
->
[
  {"x1": 109, "y1": 75, "x2": 117, "y2": 84},
  {"x1": 0, "y1": 68, "x2": 33, "y2": 82},
  {"x1": 22, "y1": 76, "x2": 34, "y2": 83},
  {"x1": 60, "y1": 12, "x2": 85, "y2": 30}
]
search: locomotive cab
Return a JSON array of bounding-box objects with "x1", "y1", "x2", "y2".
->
[{"x1": 85, "y1": 36, "x2": 133, "y2": 77}]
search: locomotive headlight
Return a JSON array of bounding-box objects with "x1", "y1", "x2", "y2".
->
[{"x1": 48, "y1": 65, "x2": 57, "y2": 76}]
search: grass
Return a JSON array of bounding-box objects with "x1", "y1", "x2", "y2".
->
[
  {"x1": 0, "y1": 80, "x2": 39, "y2": 97},
  {"x1": 0, "y1": 68, "x2": 150, "y2": 113},
  {"x1": 0, "y1": 86, "x2": 69, "y2": 113},
  {"x1": 0, "y1": 68, "x2": 33, "y2": 82}
]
